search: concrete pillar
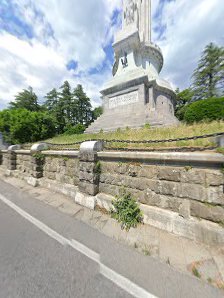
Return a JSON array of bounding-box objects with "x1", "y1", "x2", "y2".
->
[
  {"x1": 216, "y1": 135, "x2": 224, "y2": 148},
  {"x1": 78, "y1": 141, "x2": 104, "y2": 196},
  {"x1": 30, "y1": 143, "x2": 48, "y2": 179},
  {"x1": 7, "y1": 145, "x2": 21, "y2": 171}
]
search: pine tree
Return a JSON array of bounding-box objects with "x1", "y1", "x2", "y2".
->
[
  {"x1": 9, "y1": 87, "x2": 40, "y2": 111},
  {"x1": 73, "y1": 84, "x2": 92, "y2": 126},
  {"x1": 44, "y1": 88, "x2": 58, "y2": 112},
  {"x1": 192, "y1": 43, "x2": 224, "y2": 100},
  {"x1": 59, "y1": 81, "x2": 73, "y2": 126},
  {"x1": 44, "y1": 88, "x2": 65, "y2": 134}
]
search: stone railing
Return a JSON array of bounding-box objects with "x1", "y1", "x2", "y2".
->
[{"x1": 0, "y1": 141, "x2": 224, "y2": 245}]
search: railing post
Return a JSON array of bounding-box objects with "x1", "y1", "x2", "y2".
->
[
  {"x1": 29, "y1": 143, "x2": 48, "y2": 186},
  {"x1": 7, "y1": 145, "x2": 21, "y2": 174},
  {"x1": 216, "y1": 135, "x2": 224, "y2": 148},
  {"x1": 78, "y1": 141, "x2": 104, "y2": 196}
]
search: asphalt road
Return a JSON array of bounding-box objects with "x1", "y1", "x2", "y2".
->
[
  {"x1": 0, "y1": 178, "x2": 223, "y2": 298},
  {"x1": 0, "y1": 192, "x2": 135, "y2": 298}
]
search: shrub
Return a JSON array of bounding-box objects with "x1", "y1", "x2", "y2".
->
[
  {"x1": 175, "y1": 105, "x2": 188, "y2": 121},
  {"x1": 0, "y1": 109, "x2": 56, "y2": 144},
  {"x1": 184, "y1": 97, "x2": 224, "y2": 123},
  {"x1": 111, "y1": 191, "x2": 143, "y2": 231},
  {"x1": 64, "y1": 124, "x2": 86, "y2": 135},
  {"x1": 144, "y1": 123, "x2": 151, "y2": 129}
]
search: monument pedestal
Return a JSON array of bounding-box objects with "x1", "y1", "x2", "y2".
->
[
  {"x1": 85, "y1": 0, "x2": 179, "y2": 134},
  {"x1": 86, "y1": 75, "x2": 178, "y2": 133}
]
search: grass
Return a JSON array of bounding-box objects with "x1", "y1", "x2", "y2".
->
[
  {"x1": 142, "y1": 247, "x2": 151, "y2": 256},
  {"x1": 216, "y1": 147, "x2": 224, "y2": 155},
  {"x1": 192, "y1": 266, "x2": 201, "y2": 279},
  {"x1": 207, "y1": 277, "x2": 213, "y2": 284},
  {"x1": 43, "y1": 121, "x2": 224, "y2": 150}
]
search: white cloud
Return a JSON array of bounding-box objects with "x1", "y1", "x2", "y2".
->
[
  {"x1": 0, "y1": 0, "x2": 121, "y2": 109},
  {"x1": 154, "y1": 0, "x2": 224, "y2": 89},
  {"x1": 0, "y1": 0, "x2": 223, "y2": 111}
]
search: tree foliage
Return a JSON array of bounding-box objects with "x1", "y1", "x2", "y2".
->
[
  {"x1": 2, "y1": 81, "x2": 101, "y2": 143},
  {"x1": 93, "y1": 106, "x2": 103, "y2": 120},
  {"x1": 9, "y1": 87, "x2": 40, "y2": 111},
  {"x1": 73, "y1": 84, "x2": 92, "y2": 126},
  {"x1": 192, "y1": 43, "x2": 224, "y2": 100},
  {"x1": 184, "y1": 97, "x2": 224, "y2": 123},
  {"x1": 63, "y1": 124, "x2": 86, "y2": 135},
  {"x1": 175, "y1": 88, "x2": 194, "y2": 120},
  {"x1": 0, "y1": 109, "x2": 56, "y2": 144},
  {"x1": 44, "y1": 82, "x2": 93, "y2": 134}
]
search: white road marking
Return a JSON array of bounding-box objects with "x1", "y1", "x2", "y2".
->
[
  {"x1": 100, "y1": 264, "x2": 155, "y2": 298},
  {"x1": 0, "y1": 194, "x2": 157, "y2": 298},
  {"x1": 70, "y1": 239, "x2": 100, "y2": 264},
  {"x1": 0, "y1": 194, "x2": 68, "y2": 246}
]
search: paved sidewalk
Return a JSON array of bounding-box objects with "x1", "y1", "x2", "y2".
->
[{"x1": 1, "y1": 172, "x2": 224, "y2": 292}]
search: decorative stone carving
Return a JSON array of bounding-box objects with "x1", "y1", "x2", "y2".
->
[
  {"x1": 121, "y1": 52, "x2": 128, "y2": 67},
  {"x1": 112, "y1": 55, "x2": 119, "y2": 76},
  {"x1": 109, "y1": 91, "x2": 139, "y2": 109},
  {"x1": 123, "y1": 0, "x2": 138, "y2": 28}
]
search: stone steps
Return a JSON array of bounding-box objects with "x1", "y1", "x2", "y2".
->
[
  {"x1": 85, "y1": 117, "x2": 163, "y2": 133},
  {"x1": 85, "y1": 108, "x2": 177, "y2": 133}
]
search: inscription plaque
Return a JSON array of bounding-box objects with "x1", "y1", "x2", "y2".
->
[{"x1": 109, "y1": 91, "x2": 139, "y2": 109}]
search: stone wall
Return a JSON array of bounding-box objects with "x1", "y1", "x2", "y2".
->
[
  {"x1": 16, "y1": 152, "x2": 32, "y2": 175},
  {"x1": 43, "y1": 155, "x2": 79, "y2": 186},
  {"x1": 1, "y1": 151, "x2": 8, "y2": 169},
  {"x1": 0, "y1": 144, "x2": 224, "y2": 244},
  {"x1": 99, "y1": 161, "x2": 224, "y2": 224}
]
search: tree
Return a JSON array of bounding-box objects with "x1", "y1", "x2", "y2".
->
[
  {"x1": 44, "y1": 88, "x2": 58, "y2": 112},
  {"x1": 9, "y1": 87, "x2": 40, "y2": 111},
  {"x1": 73, "y1": 84, "x2": 92, "y2": 126},
  {"x1": 191, "y1": 43, "x2": 224, "y2": 100},
  {"x1": 43, "y1": 82, "x2": 94, "y2": 134},
  {"x1": 0, "y1": 109, "x2": 56, "y2": 144},
  {"x1": 59, "y1": 81, "x2": 73, "y2": 126},
  {"x1": 93, "y1": 106, "x2": 103, "y2": 120},
  {"x1": 44, "y1": 88, "x2": 65, "y2": 134},
  {"x1": 175, "y1": 88, "x2": 194, "y2": 120}
]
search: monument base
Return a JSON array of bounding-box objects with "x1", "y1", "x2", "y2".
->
[{"x1": 85, "y1": 76, "x2": 179, "y2": 134}]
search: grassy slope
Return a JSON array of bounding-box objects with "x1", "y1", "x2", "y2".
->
[{"x1": 45, "y1": 121, "x2": 224, "y2": 150}]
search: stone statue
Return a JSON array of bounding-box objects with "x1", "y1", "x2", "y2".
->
[
  {"x1": 123, "y1": 0, "x2": 139, "y2": 28},
  {"x1": 122, "y1": 0, "x2": 151, "y2": 42}
]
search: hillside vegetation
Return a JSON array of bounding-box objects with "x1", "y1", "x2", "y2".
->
[{"x1": 44, "y1": 121, "x2": 224, "y2": 150}]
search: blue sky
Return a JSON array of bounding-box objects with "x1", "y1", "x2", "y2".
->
[{"x1": 0, "y1": 0, "x2": 223, "y2": 110}]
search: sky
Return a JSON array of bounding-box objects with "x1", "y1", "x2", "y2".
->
[{"x1": 0, "y1": 0, "x2": 223, "y2": 110}]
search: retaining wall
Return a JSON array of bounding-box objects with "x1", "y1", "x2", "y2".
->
[
  {"x1": 0, "y1": 144, "x2": 224, "y2": 245},
  {"x1": 43, "y1": 152, "x2": 79, "y2": 186},
  {"x1": 0, "y1": 150, "x2": 8, "y2": 169}
]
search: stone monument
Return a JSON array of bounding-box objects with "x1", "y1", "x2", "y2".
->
[{"x1": 85, "y1": 0, "x2": 179, "y2": 133}]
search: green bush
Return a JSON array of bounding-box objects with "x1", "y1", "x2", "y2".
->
[
  {"x1": 184, "y1": 97, "x2": 224, "y2": 123},
  {"x1": 0, "y1": 109, "x2": 56, "y2": 144},
  {"x1": 175, "y1": 105, "x2": 188, "y2": 121},
  {"x1": 111, "y1": 191, "x2": 143, "y2": 231},
  {"x1": 64, "y1": 124, "x2": 86, "y2": 135}
]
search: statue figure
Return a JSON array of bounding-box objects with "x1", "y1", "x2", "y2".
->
[
  {"x1": 122, "y1": 0, "x2": 151, "y2": 42},
  {"x1": 123, "y1": 0, "x2": 139, "y2": 28}
]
